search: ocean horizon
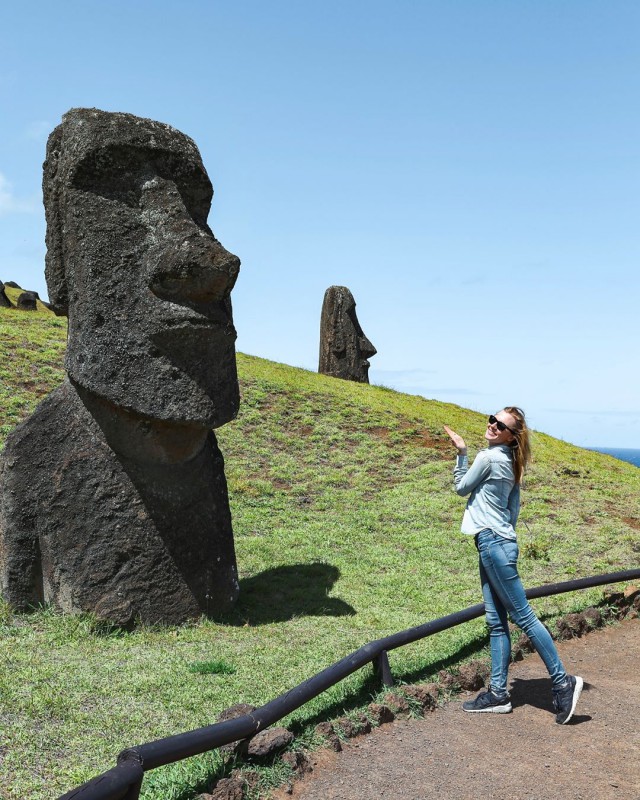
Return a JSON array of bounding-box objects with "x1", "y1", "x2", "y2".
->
[{"x1": 589, "y1": 447, "x2": 640, "y2": 468}]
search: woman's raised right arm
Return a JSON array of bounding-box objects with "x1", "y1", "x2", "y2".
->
[
  {"x1": 444, "y1": 425, "x2": 491, "y2": 496},
  {"x1": 453, "y1": 449, "x2": 491, "y2": 496}
]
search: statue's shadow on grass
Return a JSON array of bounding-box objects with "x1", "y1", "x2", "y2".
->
[{"x1": 224, "y1": 563, "x2": 355, "y2": 625}]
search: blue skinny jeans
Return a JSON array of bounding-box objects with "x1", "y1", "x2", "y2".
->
[{"x1": 476, "y1": 528, "x2": 567, "y2": 695}]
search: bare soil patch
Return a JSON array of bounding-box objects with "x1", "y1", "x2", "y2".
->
[{"x1": 275, "y1": 619, "x2": 640, "y2": 800}]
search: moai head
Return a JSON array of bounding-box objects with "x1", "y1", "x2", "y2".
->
[
  {"x1": 43, "y1": 108, "x2": 240, "y2": 427},
  {"x1": 16, "y1": 291, "x2": 38, "y2": 311},
  {"x1": 318, "y1": 285, "x2": 377, "y2": 383}
]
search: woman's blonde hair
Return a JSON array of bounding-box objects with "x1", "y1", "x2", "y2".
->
[{"x1": 503, "y1": 406, "x2": 531, "y2": 484}]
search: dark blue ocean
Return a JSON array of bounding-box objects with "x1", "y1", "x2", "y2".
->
[{"x1": 589, "y1": 448, "x2": 640, "y2": 468}]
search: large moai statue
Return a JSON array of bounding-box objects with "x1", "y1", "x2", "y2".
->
[
  {"x1": 318, "y1": 286, "x2": 377, "y2": 383},
  {"x1": 0, "y1": 109, "x2": 241, "y2": 626}
]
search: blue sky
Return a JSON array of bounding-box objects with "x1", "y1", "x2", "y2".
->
[{"x1": 1, "y1": 1, "x2": 638, "y2": 448}]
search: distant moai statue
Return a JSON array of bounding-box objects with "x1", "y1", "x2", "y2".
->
[
  {"x1": 16, "y1": 291, "x2": 38, "y2": 311},
  {"x1": 318, "y1": 286, "x2": 377, "y2": 383},
  {"x1": 0, "y1": 108, "x2": 241, "y2": 626},
  {"x1": 0, "y1": 282, "x2": 10, "y2": 308}
]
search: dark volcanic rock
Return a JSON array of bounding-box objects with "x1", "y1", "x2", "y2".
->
[
  {"x1": 335, "y1": 712, "x2": 372, "y2": 737},
  {"x1": 456, "y1": 660, "x2": 490, "y2": 691},
  {"x1": 513, "y1": 632, "x2": 534, "y2": 661},
  {"x1": 281, "y1": 749, "x2": 313, "y2": 775},
  {"x1": 16, "y1": 291, "x2": 38, "y2": 311},
  {"x1": 216, "y1": 703, "x2": 257, "y2": 756},
  {"x1": 334, "y1": 716, "x2": 359, "y2": 738},
  {"x1": 382, "y1": 692, "x2": 412, "y2": 718},
  {"x1": 207, "y1": 774, "x2": 245, "y2": 800},
  {"x1": 4, "y1": 281, "x2": 21, "y2": 289},
  {"x1": 0, "y1": 109, "x2": 241, "y2": 625},
  {"x1": 318, "y1": 286, "x2": 376, "y2": 383},
  {"x1": 583, "y1": 607, "x2": 604, "y2": 628},
  {"x1": 367, "y1": 703, "x2": 395, "y2": 725},
  {"x1": 314, "y1": 722, "x2": 342, "y2": 752},
  {"x1": 437, "y1": 662, "x2": 490, "y2": 691},
  {"x1": 437, "y1": 670, "x2": 457, "y2": 689},
  {"x1": 400, "y1": 683, "x2": 438, "y2": 713},
  {"x1": 217, "y1": 703, "x2": 258, "y2": 723},
  {"x1": 247, "y1": 727, "x2": 293, "y2": 759},
  {"x1": 0, "y1": 282, "x2": 10, "y2": 308},
  {"x1": 556, "y1": 612, "x2": 590, "y2": 640}
]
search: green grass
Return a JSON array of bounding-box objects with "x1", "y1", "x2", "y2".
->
[
  {"x1": 188, "y1": 660, "x2": 237, "y2": 676},
  {"x1": 0, "y1": 297, "x2": 65, "y2": 442},
  {"x1": 0, "y1": 306, "x2": 639, "y2": 799}
]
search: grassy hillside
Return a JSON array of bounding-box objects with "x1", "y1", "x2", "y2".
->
[
  {"x1": 1, "y1": 283, "x2": 53, "y2": 313},
  {"x1": 1, "y1": 305, "x2": 638, "y2": 799}
]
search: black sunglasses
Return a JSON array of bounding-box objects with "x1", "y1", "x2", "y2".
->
[{"x1": 488, "y1": 415, "x2": 517, "y2": 435}]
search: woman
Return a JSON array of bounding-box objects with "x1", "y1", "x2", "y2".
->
[{"x1": 444, "y1": 407, "x2": 583, "y2": 724}]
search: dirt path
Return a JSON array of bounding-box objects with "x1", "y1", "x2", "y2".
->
[{"x1": 276, "y1": 619, "x2": 640, "y2": 800}]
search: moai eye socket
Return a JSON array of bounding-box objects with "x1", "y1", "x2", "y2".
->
[{"x1": 71, "y1": 145, "x2": 213, "y2": 228}]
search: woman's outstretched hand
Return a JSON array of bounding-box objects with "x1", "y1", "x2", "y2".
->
[{"x1": 444, "y1": 425, "x2": 467, "y2": 455}]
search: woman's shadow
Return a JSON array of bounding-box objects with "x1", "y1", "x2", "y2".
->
[
  {"x1": 221, "y1": 563, "x2": 355, "y2": 625},
  {"x1": 510, "y1": 676, "x2": 592, "y2": 724}
]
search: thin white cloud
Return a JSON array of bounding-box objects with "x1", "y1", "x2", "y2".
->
[
  {"x1": 372, "y1": 368, "x2": 436, "y2": 381},
  {"x1": 370, "y1": 368, "x2": 484, "y2": 397},
  {"x1": 0, "y1": 173, "x2": 38, "y2": 216},
  {"x1": 460, "y1": 274, "x2": 484, "y2": 286},
  {"x1": 544, "y1": 408, "x2": 640, "y2": 417},
  {"x1": 429, "y1": 388, "x2": 485, "y2": 396}
]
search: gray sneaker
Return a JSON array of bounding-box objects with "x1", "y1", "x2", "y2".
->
[
  {"x1": 463, "y1": 688, "x2": 512, "y2": 714},
  {"x1": 552, "y1": 675, "x2": 584, "y2": 724}
]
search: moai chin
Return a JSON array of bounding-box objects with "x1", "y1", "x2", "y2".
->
[
  {"x1": 0, "y1": 108, "x2": 241, "y2": 625},
  {"x1": 318, "y1": 286, "x2": 377, "y2": 383}
]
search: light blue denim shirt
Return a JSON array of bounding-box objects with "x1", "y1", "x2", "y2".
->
[{"x1": 453, "y1": 444, "x2": 520, "y2": 540}]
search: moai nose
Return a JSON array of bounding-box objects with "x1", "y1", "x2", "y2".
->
[
  {"x1": 359, "y1": 335, "x2": 377, "y2": 359},
  {"x1": 142, "y1": 178, "x2": 240, "y2": 304},
  {"x1": 150, "y1": 235, "x2": 240, "y2": 304}
]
